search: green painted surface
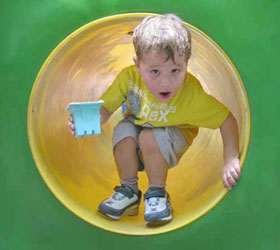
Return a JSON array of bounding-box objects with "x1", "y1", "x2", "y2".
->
[{"x1": 0, "y1": 0, "x2": 279, "y2": 249}]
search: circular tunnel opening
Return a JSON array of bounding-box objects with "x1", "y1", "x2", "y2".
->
[{"x1": 28, "y1": 13, "x2": 250, "y2": 235}]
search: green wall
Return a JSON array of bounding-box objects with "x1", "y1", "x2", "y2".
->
[{"x1": 0, "y1": 0, "x2": 279, "y2": 249}]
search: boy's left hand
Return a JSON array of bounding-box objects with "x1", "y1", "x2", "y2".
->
[{"x1": 223, "y1": 157, "x2": 241, "y2": 190}]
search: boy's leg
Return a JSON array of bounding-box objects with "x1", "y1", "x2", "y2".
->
[
  {"x1": 139, "y1": 126, "x2": 188, "y2": 184},
  {"x1": 112, "y1": 118, "x2": 143, "y2": 184},
  {"x1": 114, "y1": 136, "x2": 139, "y2": 182},
  {"x1": 139, "y1": 127, "x2": 188, "y2": 226},
  {"x1": 98, "y1": 120, "x2": 142, "y2": 220},
  {"x1": 139, "y1": 128, "x2": 168, "y2": 185},
  {"x1": 139, "y1": 128, "x2": 170, "y2": 225}
]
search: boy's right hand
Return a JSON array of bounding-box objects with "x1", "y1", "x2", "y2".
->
[{"x1": 68, "y1": 115, "x2": 76, "y2": 136}]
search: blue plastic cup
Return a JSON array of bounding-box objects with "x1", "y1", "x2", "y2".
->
[{"x1": 67, "y1": 100, "x2": 104, "y2": 137}]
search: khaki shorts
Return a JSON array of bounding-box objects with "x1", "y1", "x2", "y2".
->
[{"x1": 112, "y1": 118, "x2": 189, "y2": 170}]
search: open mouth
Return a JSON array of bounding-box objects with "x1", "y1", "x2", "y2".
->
[{"x1": 159, "y1": 92, "x2": 171, "y2": 99}]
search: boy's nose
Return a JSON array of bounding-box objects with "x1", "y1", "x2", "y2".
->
[{"x1": 159, "y1": 78, "x2": 170, "y2": 89}]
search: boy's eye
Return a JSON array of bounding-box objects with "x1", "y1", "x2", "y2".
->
[
  {"x1": 172, "y1": 69, "x2": 180, "y2": 74},
  {"x1": 151, "y1": 70, "x2": 160, "y2": 75}
]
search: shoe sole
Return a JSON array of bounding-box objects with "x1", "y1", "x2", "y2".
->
[
  {"x1": 98, "y1": 204, "x2": 139, "y2": 220},
  {"x1": 145, "y1": 214, "x2": 173, "y2": 226}
]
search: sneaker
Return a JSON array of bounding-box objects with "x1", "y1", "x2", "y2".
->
[
  {"x1": 98, "y1": 185, "x2": 142, "y2": 220},
  {"x1": 144, "y1": 188, "x2": 172, "y2": 226}
]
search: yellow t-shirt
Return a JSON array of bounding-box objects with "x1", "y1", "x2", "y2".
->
[{"x1": 101, "y1": 65, "x2": 229, "y2": 144}]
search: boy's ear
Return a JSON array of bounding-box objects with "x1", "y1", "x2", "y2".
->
[{"x1": 133, "y1": 56, "x2": 140, "y2": 73}]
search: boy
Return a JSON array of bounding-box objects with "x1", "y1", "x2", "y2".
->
[{"x1": 69, "y1": 14, "x2": 241, "y2": 226}]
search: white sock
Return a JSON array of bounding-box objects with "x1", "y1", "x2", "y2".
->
[{"x1": 120, "y1": 177, "x2": 138, "y2": 193}]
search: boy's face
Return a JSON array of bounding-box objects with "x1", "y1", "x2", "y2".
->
[{"x1": 134, "y1": 49, "x2": 188, "y2": 102}]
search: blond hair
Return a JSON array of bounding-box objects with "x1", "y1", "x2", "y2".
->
[{"x1": 133, "y1": 14, "x2": 191, "y2": 62}]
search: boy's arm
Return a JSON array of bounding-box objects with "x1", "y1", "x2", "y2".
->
[
  {"x1": 100, "y1": 106, "x2": 113, "y2": 125},
  {"x1": 219, "y1": 112, "x2": 241, "y2": 190}
]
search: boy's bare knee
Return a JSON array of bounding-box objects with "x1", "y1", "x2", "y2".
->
[
  {"x1": 115, "y1": 136, "x2": 137, "y2": 150},
  {"x1": 139, "y1": 129, "x2": 157, "y2": 153}
]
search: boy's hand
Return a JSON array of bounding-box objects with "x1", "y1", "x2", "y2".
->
[
  {"x1": 68, "y1": 115, "x2": 76, "y2": 136},
  {"x1": 223, "y1": 157, "x2": 241, "y2": 190}
]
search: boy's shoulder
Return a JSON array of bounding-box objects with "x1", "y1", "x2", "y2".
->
[
  {"x1": 185, "y1": 72, "x2": 203, "y2": 89},
  {"x1": 120, "y1": 65, "x2": 137, "y2": 74},
  {"x1": 116, "y1": 65, "x2": 139, "y2": 81}
]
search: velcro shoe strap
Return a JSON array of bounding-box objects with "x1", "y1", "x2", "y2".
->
[
  {"x1": 144, "y1": 189, "x2": 166, "y2": 200},
  {"x1": 114, "y1": 186, "x2": 135, "y2": 199}
]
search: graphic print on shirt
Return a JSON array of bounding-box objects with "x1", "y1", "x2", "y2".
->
[{"x1": 127, "y1": 90, "x2": 141, "y2": 116}]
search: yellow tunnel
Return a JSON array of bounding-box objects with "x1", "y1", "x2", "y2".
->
[{"x1": 28, "y1": 13, "x2": 250, "y2": 235}]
